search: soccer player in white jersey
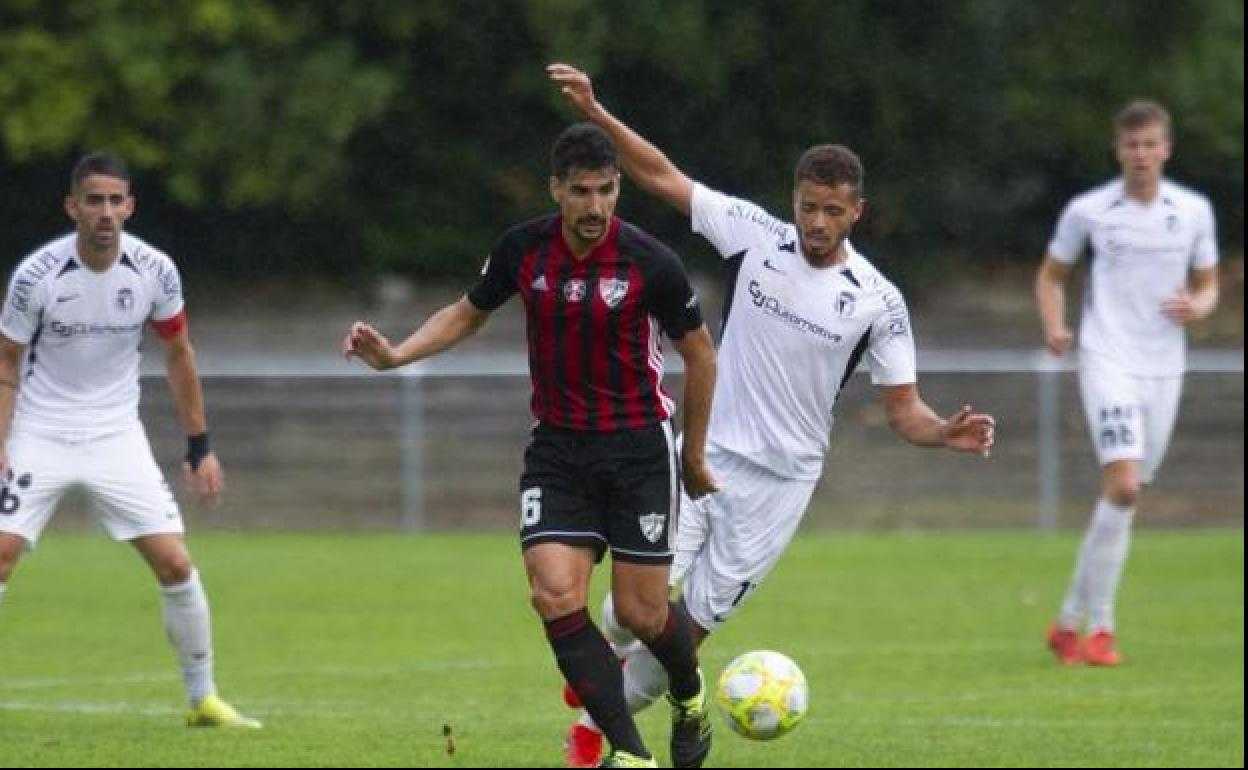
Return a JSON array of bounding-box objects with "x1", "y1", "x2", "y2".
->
[
  {"x1": 548, "y1": 63, "x2": 996, "y2": 767},
  {"x1": 0, "y1": 152, "x2": 260, "y2": 728},
  {"x1": 1035, "y1": 101, "x2": 1219, "y2": 667}
]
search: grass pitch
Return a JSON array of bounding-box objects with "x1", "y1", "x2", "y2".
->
[{"x1": 0, "y1": 530, "x2": 1241, "y2": 767}]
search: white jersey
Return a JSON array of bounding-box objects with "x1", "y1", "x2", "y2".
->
[
  {"x1": 1048, "y1": 178, "x2": 1219, "y2": 376},
  {"x1": 1, "y1": 232, "x2": 184, "y2": 437},
  {"x1": 691, "y1": 183, "x2": 917, "y2": 480}
]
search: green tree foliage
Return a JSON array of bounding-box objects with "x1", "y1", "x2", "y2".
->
[{"x1": 0, "y1": 0, "x2": 1241, "y2": 290}]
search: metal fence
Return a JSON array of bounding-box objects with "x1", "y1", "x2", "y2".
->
[{"x1": 46, "y1": 349, "x2": 1244, "y2": 534}]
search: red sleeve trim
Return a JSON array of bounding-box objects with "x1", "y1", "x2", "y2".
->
[{"x1": 151, "y1": 309, "x2": 188, "y2": 339}]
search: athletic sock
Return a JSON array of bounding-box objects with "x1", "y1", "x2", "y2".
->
[
  {"x1": 1059, "y1": 497, "x2": 1134, "y2": 632},
  {"x1": 1083, "y1": 498, "x2": 1135, "y2": 632},
  {"x1": 639, "y1": 601, "x2": 700, "y2": 701},
  {"x1": 546, "y1": 608, "x2": 649, "y2": 759},
  {"x1": 160, "y1": 569, "x2": 216, "y2": 705}
]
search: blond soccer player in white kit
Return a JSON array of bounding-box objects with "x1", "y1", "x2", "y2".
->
[
  {"x1": 0, "y1": 152, "x2": 261, "y2": 728},
  {"x1": 549, "y1": 63, "x2": 997, "y2": 768},
  {"x1": 1036, "y1": 101, "x2": 1220, "y2": 667}
]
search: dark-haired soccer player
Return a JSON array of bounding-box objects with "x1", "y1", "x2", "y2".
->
[
  {"x1": 0, "y1": 151, "x2": 260, "y2": 728},
  {"x1": 344, "y1": 123, "x2": 718, "y2": 769}
]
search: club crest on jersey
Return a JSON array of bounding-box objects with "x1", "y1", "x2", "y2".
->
[
  {"x1": 836, "y1": 290, "x2": 856, "y2": 318},
  {"x1": 598, "y1": 278, "x2": 629, "y2": 308},
  {"x1": 1165, "y1": 214, "x2": 1180, "y2": 233},
  {"x1": 563, "y1": 279, "x2": 587, "y2": 302},
  {"x1": 638, "y1": 512, "x2": 666, "y2": 543},
  {"x1": 116, "y1": 287, "x2": 134, "y2": 311}
]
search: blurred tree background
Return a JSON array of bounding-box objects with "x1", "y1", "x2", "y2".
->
[{"x1": 0, "y1": 0, "x2": 1242, "y2": 298}]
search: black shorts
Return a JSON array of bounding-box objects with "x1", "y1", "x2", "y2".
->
[{"x1": 519, "y1": 421, "x2": 679, "y2": 565}]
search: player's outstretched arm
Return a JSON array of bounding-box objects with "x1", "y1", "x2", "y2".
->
[
  {"x1": 343, "y1": 296, "x2": 489, "y2": 371},
  {"x1": 880, "y1": 384, "x2": 995, "y2": 458},
  {"x1": 547, "y1": 62, "x2": 695, "y2": 216}
]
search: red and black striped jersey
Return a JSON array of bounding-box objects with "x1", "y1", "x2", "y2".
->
[{"x1": 468, "y1": 215, "x2": 703, "y2": 431}]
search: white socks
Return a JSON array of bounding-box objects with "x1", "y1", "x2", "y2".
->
[
  {"x1": 1059, "y1": 497, "x2": 1135, "y2": 632},
  {"x1": 160, "y1": 569, "x2": 217, "y2": 705},
  {"x1": 0, "y1": 581, "x2": 7, "y2": 609}
]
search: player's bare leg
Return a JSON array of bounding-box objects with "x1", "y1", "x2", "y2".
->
[{"x1": 0, "y1": 531, "x2": 26, "y2": 611}]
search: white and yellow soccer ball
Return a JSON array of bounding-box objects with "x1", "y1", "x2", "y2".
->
[{"x1": 715, "y1": 649, "x2": 809, "y2": 740}]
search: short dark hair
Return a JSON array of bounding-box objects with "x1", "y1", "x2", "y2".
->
[
  {"x1": 71, "y1": 151, "x2": 131, "y2": 192},
  {"x1": 1114, "y1": 100, "x2": 1171, "y2": 139},
  {"x1": 794, "y1": 144, "x2": 864, "y2": 199},
  {"x1": 551, "y1": 123, "x2": 618, "y2": 180}
]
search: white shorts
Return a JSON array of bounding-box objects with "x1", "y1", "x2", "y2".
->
[
  {"x1": 671, "y1": 447, "x2": 816, "y2": 632},
  {"x1": 1078, "y1": 364, "x2": 1182, "y2": 484},
  {"x1": 1, "y1": 423, "x2": 183, "y2": 546}
]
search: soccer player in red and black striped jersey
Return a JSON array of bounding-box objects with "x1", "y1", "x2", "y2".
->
[{"x1": 344, "y1": 123, "x2": 718, "y2": 769}]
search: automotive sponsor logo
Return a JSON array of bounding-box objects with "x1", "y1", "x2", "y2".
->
[
  {"x1": 747, "y1": 280, "x2": 842, "y2": 344},
  {"x1": 48, "y1": 320, "x2": 144, "y2": 338}
]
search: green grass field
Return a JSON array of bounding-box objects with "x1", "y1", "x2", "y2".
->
[{"x1": 0, "y1": 531, "x2": 1241, "y2": 768}]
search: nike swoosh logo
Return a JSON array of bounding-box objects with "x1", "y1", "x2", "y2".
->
[
  {"x1": 762, "y1": 259, "x2": 785, "y2": 273},
  {"x1": 56, "y1": 294, "x2": 81, "y2": 303}
]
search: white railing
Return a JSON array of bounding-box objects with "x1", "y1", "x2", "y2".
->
[{"x1": 141, "y1": 348, "x2": 1244, "y2": 532}]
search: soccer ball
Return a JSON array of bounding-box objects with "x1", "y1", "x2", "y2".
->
[{"x1": 715, "y1": 650, "x2": 808, "y2": 740}]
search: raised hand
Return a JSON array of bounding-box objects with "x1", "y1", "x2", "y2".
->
[{"x1": 547, "y1": 62, "x2": 598, "y2": 116}]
